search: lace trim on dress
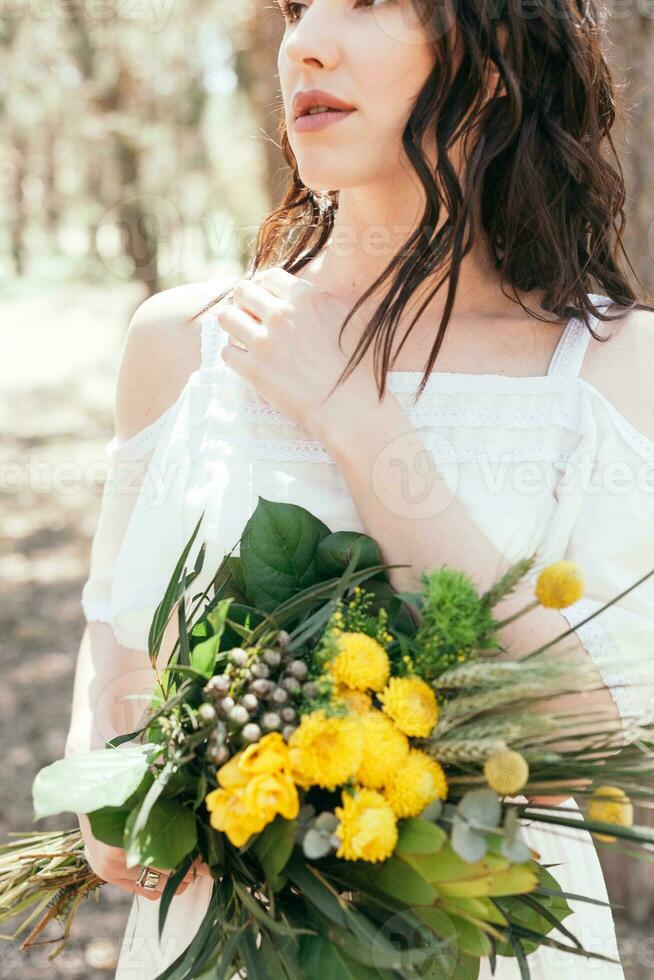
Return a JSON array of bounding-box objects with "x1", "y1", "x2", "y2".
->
[
  {"x1": 216, "y1": 398, "x2": 583, "y2": 434},
  {"x1": 192, "y1": 433, "x2": 574, "y2": 467},
  {"x1": 546, "y1": 293, "x2": 612, "y2": 379}
]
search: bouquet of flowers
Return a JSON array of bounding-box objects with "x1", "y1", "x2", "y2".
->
[{"x1": 3, "y1": 497, "x2": 654, "y2": 979}]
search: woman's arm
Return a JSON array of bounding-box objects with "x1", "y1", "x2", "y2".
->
[
  {"x1": 317, "y1": 396, "x2": 619, "y2": 723},
  {"x1": 65, "y1": 623, "x2": 162, "y2": 756}
]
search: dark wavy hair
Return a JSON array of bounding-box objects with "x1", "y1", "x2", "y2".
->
[{"x1": 192, "y1": 0, "x2": 653, "y2": 403}]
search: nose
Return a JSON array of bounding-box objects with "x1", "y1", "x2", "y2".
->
[{"x1": 281, "y1": 5, "x2": 340, "y2": 73}]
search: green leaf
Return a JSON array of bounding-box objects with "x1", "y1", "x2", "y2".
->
[
  {"x1": 239, "y1": 497, "x2": 331, "y2": 612},
  {"x1": 32, "y1": 744, "x2": 156, "y2": 819},
  {"x1": 298, "y1": 934, "x2": 386, "y2": 980},
  {"x1": 363, "y1": 857, "x2": 438, "y2": 905},
  {"x1": 494, "y1": 866, "x2": 572, "y2": 956},
  {"x1": 395, "y1": 818, "x2": 447, "y2": 855},
  {"x1": 189, "y1": 634, "x2": 221, "y2": 678},
  {"x1": 416, "y1": 907, "x2": 492, "y2": 958},
  {"x1": 125, "y1": 798, "x2": 197, "y2": 871},
  {"x1": 88, "y1": 806, "x2": 130, "y2": 847},
  {"x1": 251, "y1": 815, "x2": 297, "y2": 890},
  {"x1": 148, "y1": 513, "x2": 204, "y2": 661},
  {"x1": 316, "y1": 531, "x2": 385, "y2": 580},
  {"x1": 159, "y1": 855, "x2": 194, "y2": 940}
]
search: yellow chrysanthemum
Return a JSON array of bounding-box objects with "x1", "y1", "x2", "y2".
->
[
  {"x1": 356, "y1": 710, "x2": 410, "y2": 789},
  {"x1": 334, "y1": 787, "x2": 398, "y2": 862},
  {"x1": 327, "y1": 631, "x2": 390, "y2": 692},
  {"x1": 333, "y1": 684, "x2": 373, "y2": 715},
  {"x1": 484, "y1": 750, "x2": 530, "y2": 796},
  {"x1": 535, "y1": 560, "x2": 585, "y2": 609},
  {"x1": 384, "y1": 749, "x2": 448, "y2": 818},
  {"x1": 287, "y1": 709, "x2": 365, "y2": 789},
  {"x1": 205, "y1": 787, "x2": 268, "y2": 847},
  {"x1": 378, "y1": 676, "x2": 439, "y2": 737},
  {"x1": 587, "y1": 786, "x2": 634, "y2": 843}
]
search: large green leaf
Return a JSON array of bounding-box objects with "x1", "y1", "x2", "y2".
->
[
  {"x1": 239, "y1": 498, "x2": 331, "y2": 611},
  {"x1": 395, "y1": 818, "x2": 447, "y2": 856},
  {"x1": 251, "y1": 815, "x2": 296, "y2": 890},
  {"x1": 316, "y1": 532, "x2": 385, "y2": 580},
  {"x1": 125, "y1": 797, "x2": 197, "y2": 870},
  {"x1": 88, "y1": 806, "x2": 131, "y2": 847},
  {"x1": 416, "y1": 907, "x2": 491, "y2": 958},
  {"x1": 356, "y1": 857, "x2": 439, "y2": 906},
  {"x1": 494, "y1": 865, "x2": 573, "y2": 956},
  {"x1": 32, "y1": 744, "x2": 157, "y2": 819},
  {"x1": 298, "y1": 935, "x2": 386, "y2": 979}
]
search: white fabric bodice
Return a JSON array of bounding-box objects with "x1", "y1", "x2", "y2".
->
[{"x1": 82, "y1": 279, "x2": 654, "y2": 726}]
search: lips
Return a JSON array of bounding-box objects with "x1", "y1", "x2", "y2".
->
[{"x1": 292, "y1": 88, "x2": 356, "y2": 120}]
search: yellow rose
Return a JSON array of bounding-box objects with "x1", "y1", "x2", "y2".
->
[
  {"x1": 243, "y1": 770, "x2": 300, "y2": 822},
  {"x1": 216, "y1": 752, "x2": 249, "y2": 789},
  {"x1": 239, "y1": 732, "x2": 290, "y2": 775},
  {"x1": 205, "y1": 787, "x2": 268, "y2": 847}
]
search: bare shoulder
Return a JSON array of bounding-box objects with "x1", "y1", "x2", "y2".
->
[
  {"x1": 114, "y1": 279, "x2": 232, "y2": 444},
  {"x1": 581, "y1": 300, "x2": 654, "y2": 443}
]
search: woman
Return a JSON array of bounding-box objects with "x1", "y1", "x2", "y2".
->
[{"x1": 66, "y1": 0, "x2": 654, "y2": 976}]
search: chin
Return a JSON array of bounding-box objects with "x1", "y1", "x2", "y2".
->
[{"x1": 295, "y1": 159, "x2": 372, "y2": 194}]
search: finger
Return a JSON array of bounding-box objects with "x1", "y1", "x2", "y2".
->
[
  {"x1": 232, "y1": 279, "x2": 271, "y2": 321},
  {"x1": 253, "y1": 266, "x2": 301, "y2": 299},
  {"x1": 220, "y1": 341, "x2": 250, "y2": 375},
  {"x1": 216, "y1": 303, "x2": 262, "y2": 348}
]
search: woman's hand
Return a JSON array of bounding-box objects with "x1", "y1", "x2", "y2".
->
[
  {"x1": 526, "y1": 778, "x2": 592, "y2": 807},
  {"x1": 79, "y1": 814, "x2": 212, "y2": 902},
  {"x1": 217, "y1": 267, "x2": 383, "y2": 442}
]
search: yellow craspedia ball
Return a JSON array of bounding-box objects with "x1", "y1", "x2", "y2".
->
[
  {"x1": 356, "y1": 710, "x2": 410, "y2": 789},
  {"x1": 327, "y1": 631, "x2": 391, "y2": 692},
  {"x1": 587, "y1": 786, "x2": 634, "y2": 843},
  {"x1": 378, "y1": 676, "x2": 439, "y2": 737},
  {"x1": 484, "y1": 750, "x2": 530, "y2": 796},
  {"x1": 535, "y1": 560, "x2": 584, "y2": 609},
  {"x1": 334, "y1": 787, "x2": 398, "y2": 862},
  {"x1": 384, "y1": 749, "x2": 448, "y2": 818},
  {"x1": 333, "y1": 684, "x2": 373, "y2": 715},
  {"x1": 287, "y1": 709, "x2": 364, "y2": 790}
]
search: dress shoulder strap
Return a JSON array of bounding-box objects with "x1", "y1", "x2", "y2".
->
[
  {"x1": 546, "y1": 293, "x2": 611, "y2": 379},
  {"x1": 199, "y1": 275, "x2": 240, "y2": 373}
]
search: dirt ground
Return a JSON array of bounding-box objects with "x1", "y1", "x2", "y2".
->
[{"x1": 0, "y1": 279, "x2": 650, "y2": 978}]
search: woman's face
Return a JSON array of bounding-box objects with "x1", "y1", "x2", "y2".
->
[{"x1": 277, "y1": 0, "x2": 437, "y2": 193}]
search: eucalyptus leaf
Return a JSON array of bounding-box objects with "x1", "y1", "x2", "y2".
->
[
  {"x1": 451, "y1": 816, "x2": 489, "y2": 863},
  {"x1": 302, "y1": 829, "x2": 334, "y2": 860},
  {"x1": 314, "y1": 811, "x2": 339, "y2": 833},
  {"x1": 458, "y1": 789, "x2": 502, "y2": 829}
]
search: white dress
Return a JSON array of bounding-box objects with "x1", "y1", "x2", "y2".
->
[{"x1": 81, "y1": 277, "x2": 654, "y2": 979}]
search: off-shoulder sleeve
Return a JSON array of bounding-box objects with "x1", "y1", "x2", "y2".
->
[
  {"x1": 80, "y1": 407, "x2": 176, "y2": 630},
  {"x1": 545, "y1": 386, "x2": 654, "y2": 728}
]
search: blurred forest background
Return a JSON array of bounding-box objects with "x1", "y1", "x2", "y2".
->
[{"x1": 1, "y1": 1, "x2": 654, "y2": 977}]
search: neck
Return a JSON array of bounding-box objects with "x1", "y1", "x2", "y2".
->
[{"x1": 307, "y1": 181, "x2": 528, "y2": 321}]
